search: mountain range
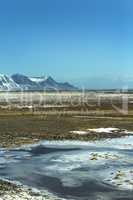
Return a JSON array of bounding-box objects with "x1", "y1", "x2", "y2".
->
[{"x1": 0, "y1": 74, "x2": 78, "y2": 91}]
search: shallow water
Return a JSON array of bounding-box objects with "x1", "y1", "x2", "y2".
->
[{"x1": 0, "y1": 136, "x2": 133, "y2": 200}]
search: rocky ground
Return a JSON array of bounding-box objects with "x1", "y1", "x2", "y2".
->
[{"x1": 0, "y1": 180, "x2": 65, "y2": 200}]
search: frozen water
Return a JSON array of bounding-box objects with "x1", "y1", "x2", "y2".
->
[{"x1": 0, "y1": 136, "x2": 133, "y2": 199}]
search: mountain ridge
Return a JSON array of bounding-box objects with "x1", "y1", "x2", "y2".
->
[{"x1": 0, "y1": 74, "x2": 78, "y2": 91}]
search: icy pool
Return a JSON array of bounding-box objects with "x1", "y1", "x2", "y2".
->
[{"x1": 0, "y1": 136, "x2": 133, "y2": 200}]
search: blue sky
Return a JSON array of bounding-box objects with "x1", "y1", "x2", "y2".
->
[{"x1": 0, "y1": 0, "x2": 133, "y2": 88}]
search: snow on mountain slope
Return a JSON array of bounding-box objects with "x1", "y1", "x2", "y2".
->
[
  {"x1": 29, "y1": 76, "x2": 47, "y2": 83},
  {"x1": 0, "y1": 74, "x2": 20, "y2": 91}
]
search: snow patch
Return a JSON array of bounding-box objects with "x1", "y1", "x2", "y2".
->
[
  {"x1": 70, "y1": 127, "x2": 131, "y2": 135},
  {"x1": 70, "y1": 131, "x2": 89, "y2": 135},
  {"x1": 88, "y1": 128, "x2": 120, "y2": 133},
  {"x1": 29, "y1": 77, "x2": 47, "y2": 83}
]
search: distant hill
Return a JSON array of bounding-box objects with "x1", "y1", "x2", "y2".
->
[{"x1": 0, "y1": 74, "x2": 78, "y2": 91}]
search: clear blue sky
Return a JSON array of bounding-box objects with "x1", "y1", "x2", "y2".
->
[{"x1": 0, "y1": 0, "x2": 133, "y2": 88}]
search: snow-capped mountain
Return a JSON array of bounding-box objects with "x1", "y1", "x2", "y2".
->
[{"x1": 0, "y1": 74, "x2": 77, "y2": 91}]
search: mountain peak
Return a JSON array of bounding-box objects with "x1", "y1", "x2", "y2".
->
[{"x1": 45, "y1": 76, "x2": 57, "y2": 83}]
